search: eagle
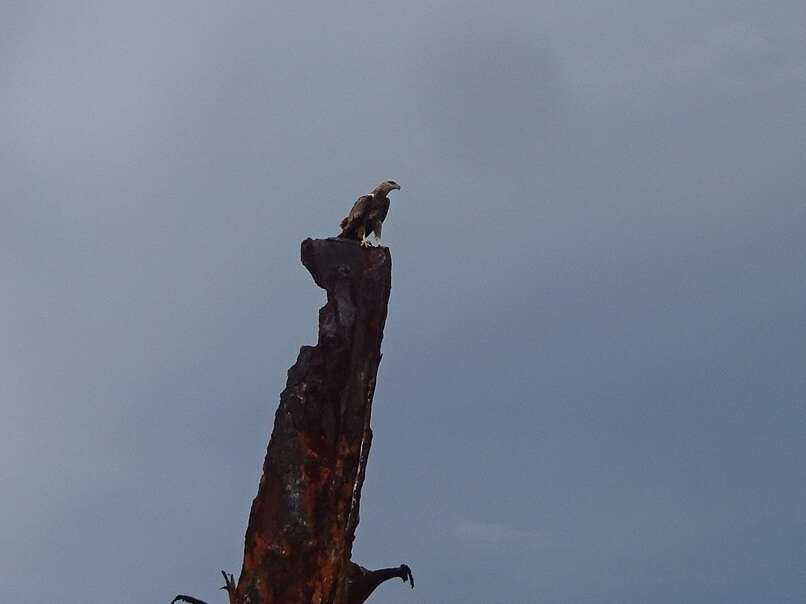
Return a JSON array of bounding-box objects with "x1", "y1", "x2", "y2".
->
[{"x1": 338, "y1": 179, "x2": 401, "y2": 247}]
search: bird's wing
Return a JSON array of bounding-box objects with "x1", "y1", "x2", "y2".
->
[
  {"x1": 374, "y1": 196, "x2": 390, "y2": 222},
  {"x1": 340, "y1": 195, "x2": 373, "y2": 230},
  {"x1": 171, "y1": 595, "x2": 209, "y2": 604}
]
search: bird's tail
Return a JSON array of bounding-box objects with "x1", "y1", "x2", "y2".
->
[{"x1": 337, "y1": 222, "x2": 355, "y2": 239}]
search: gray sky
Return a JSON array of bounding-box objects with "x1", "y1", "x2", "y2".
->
[{"x1": 2, "y1": 2, "x2": 805, "y2": 602}]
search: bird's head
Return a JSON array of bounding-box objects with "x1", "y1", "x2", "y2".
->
[{"x1": 373, "y1": 179, "x2": 402, "y2": 196}]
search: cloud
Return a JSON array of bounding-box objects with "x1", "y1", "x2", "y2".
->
[
  {"x1": 570, "y1": 19, "x2": 806, "y2": 91},
  {"x1": 454, "y1": 520, "x2": 550, "y2": 547},
  {"x1": 669, "y1": 21, "x2": 769, "y2": 76},
  {"x1": 410, "y1": 9, "x2": 562, "y2": 163}
]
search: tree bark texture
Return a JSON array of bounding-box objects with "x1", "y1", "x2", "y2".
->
[{"x1": 233, "y1": 238, "x2": 392, "y2": 604}]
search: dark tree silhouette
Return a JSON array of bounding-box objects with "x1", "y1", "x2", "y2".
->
[
  {"x1": 172, "y1": 239, "x2": 413, "y2": 604},
  {"x1": 346, "y1": 563, "x2": 414, "y2": 604}
]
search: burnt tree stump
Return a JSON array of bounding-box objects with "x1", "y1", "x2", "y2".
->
[{"x1": 232, "y1": 238, "x2": 393, "y2": 604}]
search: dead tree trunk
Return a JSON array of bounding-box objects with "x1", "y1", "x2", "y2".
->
[{"x1": 232, "y1": 238, "x2": 392, "y2": 604}]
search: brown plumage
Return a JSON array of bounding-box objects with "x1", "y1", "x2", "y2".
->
[{"x1": 338, "y1": 180, "x2": 401, "y2": 247}]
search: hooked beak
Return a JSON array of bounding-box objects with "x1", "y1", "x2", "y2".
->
[{"x1": 392, "y1": 183, "x2": 401, "y2": 190}]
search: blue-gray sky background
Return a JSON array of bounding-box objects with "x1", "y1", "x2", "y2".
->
[{"x1": 2, "y1": 2, "x2": 805, "y2": 602}]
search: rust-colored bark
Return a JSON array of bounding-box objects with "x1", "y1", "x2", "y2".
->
[{"x1": 233, "y1": 238, "x2": 391, "y2": 604}]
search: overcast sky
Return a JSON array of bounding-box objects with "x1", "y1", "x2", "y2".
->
[{"x1": 2, "y1": 2, "x2": 805, "y2": 603}]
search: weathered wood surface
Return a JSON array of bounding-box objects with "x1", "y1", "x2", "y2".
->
[{"x1": 233, "y1": 238, "x2": 392, "y2": 604}]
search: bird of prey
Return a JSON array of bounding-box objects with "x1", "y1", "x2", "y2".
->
[{"x1": 338, "y1": 179, "x2": 401, "y2": 247}]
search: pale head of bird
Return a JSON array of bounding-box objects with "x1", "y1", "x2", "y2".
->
[{"x1": 373, "y1": 179, "x2": 402, "y2": 196}]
